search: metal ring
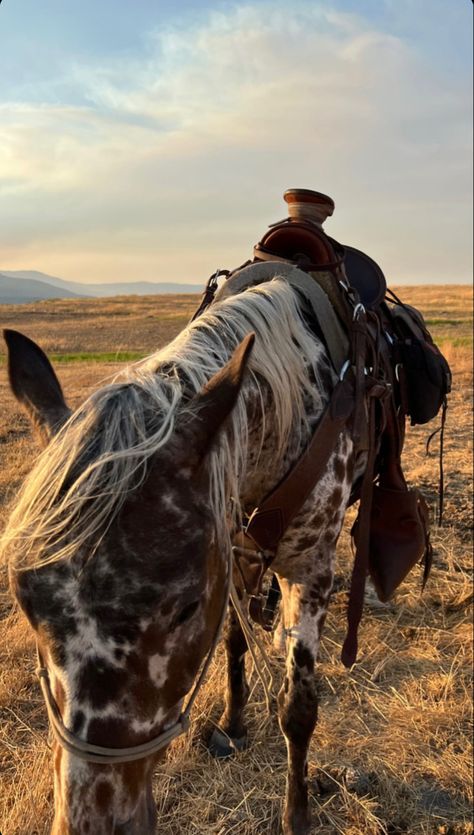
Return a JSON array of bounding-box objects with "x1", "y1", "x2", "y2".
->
[
  {"x1": 353, "y1": 302, "x2": 366, "y2": 320},
  {"x1": 339, "y1": 359, "x2": 350, "y2": 380}
]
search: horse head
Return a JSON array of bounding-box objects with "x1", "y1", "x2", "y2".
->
[{"x1": 4, "y1": 328, "x2": 254, "y2": 835}]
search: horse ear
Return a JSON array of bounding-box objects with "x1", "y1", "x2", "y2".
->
[
  {"x1": 186, "y1": 332, "x2": 255, "y2": 461},
  {"x1": 4, "y1": 329, "x2": 71, "y2": 446}
]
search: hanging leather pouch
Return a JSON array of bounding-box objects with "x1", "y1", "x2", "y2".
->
[
  {"x1": 351, "y1": 391, "x2": 433, "y2": 604},
  {"x1": 352, "y1": 484, "x2": 433, "y2": 602}
]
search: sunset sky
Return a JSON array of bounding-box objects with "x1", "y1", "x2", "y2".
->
[{"x1": 1, "y1": 0, "x2": 472, "y2": 285}]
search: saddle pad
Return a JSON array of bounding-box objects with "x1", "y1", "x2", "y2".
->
[{"x1": 214, "y1": 262, "x2": 349, "y2": 375}]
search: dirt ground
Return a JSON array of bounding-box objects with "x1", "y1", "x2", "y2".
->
[{"x1": 0, "y1": 286, "x2": 472, "y2": 834}]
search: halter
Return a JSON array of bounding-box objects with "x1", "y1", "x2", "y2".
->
[{"x1": 36, "y1": 539, "x2": 234, "y2": 765}]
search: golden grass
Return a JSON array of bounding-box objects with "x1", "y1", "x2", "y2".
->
[
  {"x1": 0, "y1": 287, "x2": 472, "y2": 834},
  {"x1": 0, "y1": 294, "x2": 199, "y2": 357}
]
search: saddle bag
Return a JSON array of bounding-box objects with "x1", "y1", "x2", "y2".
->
[{"x1": 388, "y1": 299, "x2": 452, "y2": 426}]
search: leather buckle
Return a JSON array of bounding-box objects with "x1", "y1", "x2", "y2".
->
[
  {"x1": 232, "y1": 540, "x2": 267, "y2": 597},
  {"x1": 232, "y1": 531, "x2": 276, "y2": 631}
]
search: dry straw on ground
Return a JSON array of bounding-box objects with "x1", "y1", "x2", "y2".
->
[{"x1": 0, "y1": 286, "x2": 472, "y2": 834}]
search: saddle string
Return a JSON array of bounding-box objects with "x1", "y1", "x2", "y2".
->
[
  {"x1": 229, "y1": 580, "x2": 274, "y2": 713},
  {"x1": 425, "y1": 397, "x2": 448, "y2": 526}
]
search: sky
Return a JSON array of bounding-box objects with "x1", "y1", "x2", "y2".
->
[{"x1": 0, "y1": 0, "x2": 472, "y2": 285}]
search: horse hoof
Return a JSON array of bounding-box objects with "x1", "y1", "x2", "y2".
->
[{"x1": 207, "y1": 727, "x2": 247, "y2": 759}]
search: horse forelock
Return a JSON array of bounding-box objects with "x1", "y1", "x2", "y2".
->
[{"x1": 1, "y1": 278, "x2": 328, "y2": 572}]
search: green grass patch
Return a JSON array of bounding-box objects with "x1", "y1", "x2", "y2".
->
[
  {"x1": 426, "y1": 318, "x2": 472, "y2": 326},
  {"x1": 0, "y1": 351, "x2": 148, "y2": 364},
  {"x1": 50, "y1": 351, "x2": 148, "y2": 364},
  {"x1": 436, "y1": 337, "x2": 472, "y2": 348}
]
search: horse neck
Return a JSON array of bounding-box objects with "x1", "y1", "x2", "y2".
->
[{"x1": 237, "y1": 376, "x2": 316, "y2": 513}]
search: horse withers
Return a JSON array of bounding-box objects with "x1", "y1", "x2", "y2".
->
[{"x1": 2, "y1": 278, "x2": 356, "y2": 834}]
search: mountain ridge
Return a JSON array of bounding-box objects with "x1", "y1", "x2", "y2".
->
[
  {"x1": 1, "y1": 270, "x2": 203, "y2": 302},
  {"x1": 0, "y1": 273, "x2": 84, "y2": 304}
]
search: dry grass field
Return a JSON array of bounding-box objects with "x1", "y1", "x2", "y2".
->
[{"x1": 0, "y1": 285, "x2": 472, "y2": 835}]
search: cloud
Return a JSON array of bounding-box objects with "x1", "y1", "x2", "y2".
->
[{"x1": 0, "y1": 2, "x2": 471, "y2": 283}]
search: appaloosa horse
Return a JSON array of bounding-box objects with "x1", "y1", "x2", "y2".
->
[{"x1": 2, "y1": 277, "x2": 356, "y2": 834}]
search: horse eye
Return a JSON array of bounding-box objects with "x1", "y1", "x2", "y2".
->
[{"x1": 174, "y1": 600, "x2": 199, "y2": 627}]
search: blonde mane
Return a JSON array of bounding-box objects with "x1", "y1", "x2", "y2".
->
[{"x1": 2, "y1": 279, "x2": 327, "y2": 570}]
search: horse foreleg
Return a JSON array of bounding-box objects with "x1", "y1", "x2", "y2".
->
[
  {"x1": 277, "y1": 575, "x2": 331, "y2": 835},
  {"x1": 209, "y1": 602, "x2": 249, "y2": 757}
]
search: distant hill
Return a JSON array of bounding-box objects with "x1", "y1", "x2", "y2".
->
[
  {"x1": 0, "y1": 273, "x2": 84, "y2": 304},
  {"x1": 1, "y1": 270, "x2": 202, "y2": 301}
]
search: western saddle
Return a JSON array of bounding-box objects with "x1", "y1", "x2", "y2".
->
[{"x1": 192, "y1": 188, "x2": 445, "y2": 667}]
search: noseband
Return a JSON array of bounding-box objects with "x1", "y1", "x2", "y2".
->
[{"x1": 36, "y1": 542, "x2": 233, "y2": 765}]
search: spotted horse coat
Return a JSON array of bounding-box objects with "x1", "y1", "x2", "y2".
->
[{"x1": 3, "y1": 278, "x2": 357, "y2": 835}]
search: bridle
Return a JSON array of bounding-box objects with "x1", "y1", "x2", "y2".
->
[{"x1": 36, "y1": 539, "x2": 233, "y2": 765}]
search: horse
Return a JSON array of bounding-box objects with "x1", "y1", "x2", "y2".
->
[{"x1": 2, "y1": 275, "x2": 359, "y2": 835}]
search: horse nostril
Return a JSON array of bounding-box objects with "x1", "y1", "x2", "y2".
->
[{"x1": 114, "y1": 786, "x2": 156, "y2": 834}]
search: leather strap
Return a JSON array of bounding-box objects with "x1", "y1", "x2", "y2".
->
[
  {"x1": 340, "y1": 311, "x2": 397, "y2": 667},
  {"x1": 341, "y1": 376, "x2": 390, "y2": 667},
  {"x1": 232, "y1": 373, "x2": 356, "y2": 633},
  {"x1": 308, "y1": 269, "x2": 354, "y2": 332},
  {"x1": 243, "y1": 375, "x2": 355, "y2": 554},
  {"x1": 425, "y1": 397, "x2": 448, "y2": 526},
  {"x1": 190, "y1": 269, "x2": 231, "y2": 322}
]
